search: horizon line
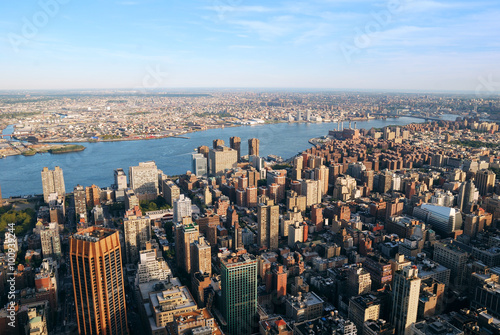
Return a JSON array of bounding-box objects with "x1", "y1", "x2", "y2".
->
[{"x1": 0, "y1": 87, "x2": 496, "y2": 96}]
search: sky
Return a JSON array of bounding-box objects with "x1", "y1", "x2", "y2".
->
[{"x1": 0, "y1": 0, "x2": 499, "y2": 92}]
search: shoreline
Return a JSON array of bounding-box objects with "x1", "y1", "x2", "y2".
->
[
  {"x1": 0, "y1": 115, "x2": 460, "y2": 197},
  {"x1": 0, "y1": 143, "x2": 86, "y2": 158},
  {"x1": 20, "y1": 117, "x2": 386, "y2": 145},
  {"x1": 0, "y1": 116, "x2": 433, "y2": 158}
]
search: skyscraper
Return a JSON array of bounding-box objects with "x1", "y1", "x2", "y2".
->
[
  {"x1": 208, "y1": 145, "x2": 238, "y2": 175},
  {"x1": 248, "y1": 138, "x2": 260, "y2": 157},
  {"x1": 173, "y1": 194, "x2": 192, "y2": 223},
  {"x1": 347, "y1": 265, "x2": 372, "y2": 297},
  {"x1": 257, "y1": 199, "x2": 280, "y2": 250},
  {"x1": 40, "y1": 222, "x2": 61, "y2": 259},
  {"x1": 129, "y1": 161, "x2": 159, "y2": 200},
  {"x1": 73, "y1": 185, "x2": 87, "y2": 224},
  {"x1": 175, "y1": 221, "x2": 199, "y2": 274},
  {"x1": 476, "y1": 169, "x2": 496, "y2": 196},
  {"x1": 220, "y1": 253, "x2": 258, "y2": 335},
  {"x1": 162, "y1": 180, "x2": 180, "y2": 206},
  {"x1": 213, "y1": 138, "x2": 225, "y2": 148},
  {"x1": 379, "y1": 170, "x2": 392, "y2": 194},
  {"x1": 362, "y1": 170, "x2": 374, "y2": 192},
  {"x1": 41, "y1": 166, "x2": 65, "y2": 203},
  {"x1": 230, "y1": 136, "x2": 241, "y2": 162},
  {"x1": 246, "y1": 186, "x2": 258, "y2": 208},
  {"x1": 296, "y1": 110, "x2": 302, "y2": 121},
  {"x1": 191, "y1": 236, "x2": 211, "y2": 275},
  {"x1": 433, "y1": 239, "x2": 469, "y2": 286},
  {"x1": 85, "y1": 184, "x2": 101, "y2": 208},
  {"x1": 391, "y1": 266, "x2": 421, "y2": 335},
  {"x1": 114, "y1": 168, "x2": 128, "y2": 190},
  {"x1": 348, "y1": 294, "x2": 381, "y2": 334},
  {"x1": 70, "y1": 227, "x2": 128, "y2": 335},
  {"x1": 301, "y1": 179, "x2": 322, "y2": 206},
  {"x1": 457, "y1": 179, "x2": 478, "y2": 212},
  {"x1": 123, "y1": 206, "x2": 151, "y2": 264},
  {"x1": 315, "y1": 165, "x2": 330, "y2": 196},
  {"x1": 192, "y1": 153, "x2": 208, "y2": 176}
]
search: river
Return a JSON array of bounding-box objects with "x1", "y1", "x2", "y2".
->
[{"x1": 0, "y1": 115, "x2": 457, "y2": 197}]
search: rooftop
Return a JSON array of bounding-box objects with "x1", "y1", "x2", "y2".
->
[{"x1": 72, "y1": 226, "x2": 115, "y2": 242}]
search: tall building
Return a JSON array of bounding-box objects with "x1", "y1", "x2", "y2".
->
[
  {"x1": 213, "y1": 139, "x2": 225, "y2": 148},
  {"x1": 208, "y1": 146, "x2": 238, "y2": 175},
  {"x1": 230, "y1": 136, "x2": 242, "y2": 162},
  {"x1": 362, "y1": 170, "x2": 374, "y2": 192},
  {"x1": 173, "y1": 194, "x2": 192, "y2": 223},
  {"x1": 301, "y1": 179, "x2": 322, "y2": 206},
  {"x1": 124, "y1": 189, "x2": 139, "y2": 211},
  {"x1": 220, "y1": 253, "x2": 258, "y2": 335},
  {"x1": 114, "y1": 168, "x2": 128, "y2": 190},
  {"x1": 288, "y1": 221, "x2": 307, "y2": 247},
  {"x1": 192, "y1": 153, "x2": 208, "y2": 177},
  {"x1": 296, "y1": 110, "x2": 302, "y2": 121},
  {"x1": 257, "y1": 199, "x2": 280, "y2": 250},
  {"x1": 333, "y1": 175, "x2": 357, "y2": 201},
  {"x1": 246, "y1": 186, "x2": 258, "y2": 208},
  {"x1": 191, "y1": 236, "x2": 211, "y2": 275},
  {"x1": 123, "y1": 206, "x2": 151, "y2": 264},
  {"x1": 41, "y1": 166, "x2": 65, "y2": 203},
  {"x1": 379, "y1": 170, "x2": 392, "y2": 194},
  {"x1": 85, "y1": 184, "x2": 101, "y2": 208},
  {"x1": 267, "y1": 170, "x2": 287, "y2": 202},
  {"x1": 40, "y1": 222, "x2": 61, "y2": 259},
  {"x1": 129, "y1": 161, "x2": 159, "y2": 199},
  {"x1": 73, "y1": 185, "x2": 87, "y2": 224},
  {"x1": 203, "y1": 186, "x2": 213, "y2": 206},
  {"x1": 175, "y1": 222, "x2": 199, "y2": 274},
  {"x1": 457, "y1": 179, "x2": 478, "y2": 212},
  {"x1": 248, "y1": 138, "x2": 260, "y2": 157},
  {"x1": 315, "y1": 165, "x2": 330, "y2": 196},
  {"x1": 347, "y1": 266, "x2": 372, "y2": 297},
  {"x1": 433, "y1": 239, "x2": 469, "y2": 286},
  {"x1": 348, "y1": 294, "x2": 381, "y2": 334},
  {"x1": 391, "y1": 266, "x2": 421, "y2": 335},
  {"x1": 35, "y1": 259, "x2": 59, "y2": 315},
  {"x1": 162, "y1": 180, "x2": 180, "y2": 206},
  {"x1": 476, "y1": 169, "x2": 496, "y2": 196},
  {"x1": 70, "y1": 227, "x2": 128, "y2": 335}
]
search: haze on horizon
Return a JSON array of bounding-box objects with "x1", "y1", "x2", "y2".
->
[{"x1": 1, "y1": 0, "x2": 499, "y2": 92}]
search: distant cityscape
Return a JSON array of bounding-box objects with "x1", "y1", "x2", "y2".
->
[
  {"x1": 1, "y1": 91, "x2": 498, "y2": 158},
  {"x1": 2, "y1": 103, "x2": 500, "y2": 334}
]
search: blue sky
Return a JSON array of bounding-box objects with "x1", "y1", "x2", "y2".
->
[{"x1": 0, "y1": 0, "x2": 499, "y2": 91}]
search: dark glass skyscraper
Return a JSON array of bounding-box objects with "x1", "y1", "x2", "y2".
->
[{"x1": 220, "y1": 253, "x2": 257, "y2": 335}]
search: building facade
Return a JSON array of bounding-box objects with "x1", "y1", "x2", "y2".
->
[
  {"x1": 41, "y1": 166, "x2": 65, "y2": 203},
  {"x1": 70, "y1": 227, "x2": 128, "y2": 335},
  {"x1": 220, "y1": 253, "x2": 258, "y2": 335}
]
